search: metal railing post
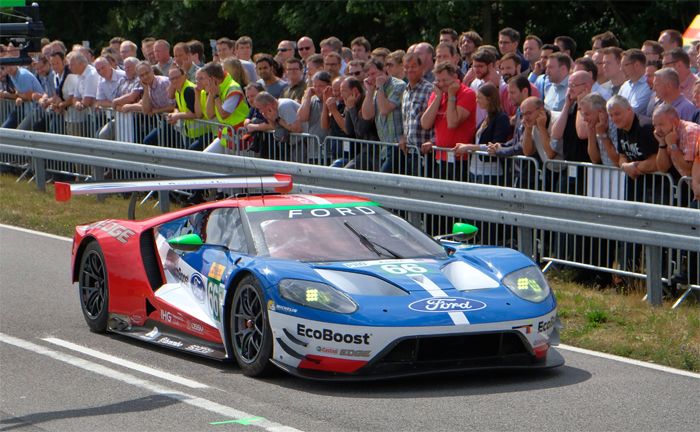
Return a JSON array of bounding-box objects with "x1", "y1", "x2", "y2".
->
[
  {"x1": 33, "y1": 157, "x2": 46, "y2": 192},
  {"x1": 158, "y1": 191, "x2": 170, "y2": 213},
  {"x1": 645, "y1": 245, "x2": 663, "y2": 306},
  {"x1": 518, "y1": 226, "x2": 535, "y2": 260}
]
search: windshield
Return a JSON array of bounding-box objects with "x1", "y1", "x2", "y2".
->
[{"x1": 245, "y1": 203, "x2": 447, "y2": 262}]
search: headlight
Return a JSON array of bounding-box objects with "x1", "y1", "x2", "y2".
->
[
  {"x1": 278, "y1": 279, "x2": 358, "y2": 313},
  {"x1": 502, "y1": 266, "x2": 551, "y2": 303}
]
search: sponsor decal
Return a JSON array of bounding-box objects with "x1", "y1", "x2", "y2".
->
[
  {"x1": 190, "y1": 273, "x2": 206, "y2": 303},
  {"x1": 267, "y1": 300, "x2": 275, "y2": 311},
  {"x1": 339, "y1": 349, "x2": 371, "y2": 358},
  {"x1": 208, "y1": 262, "x2": 225, "y2": 281},
  {"x1": 188, "y1": 321, "x2": 204, "y2": 334},
  {"x1": 538, "y1": 316, "x2": 556, "y2": 333},
  {"x1": 343, "y1": 258, "x2": 435, "y2": 269},
  {"x1": 170, "y1": 265, "x2": 189, "y2": 285},
  {"x1": 408, "y1": 297, "x2": 487, "y2": 313},
  {"x1": 86, "y1": 220, "x2": 135, "y2": 244},
  {"x1": 512, "y1": 324, "x2": 533, "y2": 334},
  {"x1": 297, "y1": 324, "x2": 371, "y2": 345},
  {"x1": 160, "y1": 309, "x2": 184, "y2": 323},
  {"x1": 157, "y1": 336, "x2": 183, "y2": 348},
  {"x1": 287, "y1": 206, "x2": 377, "y2": 219},
  {"x1": 130, "y1": 314, "x2": 144, "y2": 324},
  {"x1": 316, "y1": 346, "x2": 338, "y2": 354},
  {"x1": 275, "y1": 304, "x2": 298, "y2": 314},
  {"x1": 185, "y1": 344, "x2": 214, "y2": 354}
]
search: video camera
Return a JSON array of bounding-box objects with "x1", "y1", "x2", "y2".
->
[{"x1": 0, "y1": 2, "x2": 45, "y2": 66}]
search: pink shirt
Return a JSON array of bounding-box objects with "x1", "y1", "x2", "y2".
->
[{"x1": 428, "y1": 83, "x2": 477, "y2": 161}]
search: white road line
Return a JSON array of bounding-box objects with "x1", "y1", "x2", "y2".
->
[
  {"x1": 0, "y1": 333, "x2": 302, "y2": 432},
  {"x1": 43, "y1": 337, "x2": 209, "y2": 389},
  {"x1": 0, "y1": 223, "x2": 71, "y2": 242},
  {"x1": 558, "y1": 344, "x2": 700, "y2": 379}
]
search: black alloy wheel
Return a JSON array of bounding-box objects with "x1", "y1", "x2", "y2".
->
[
  {"x1": 230, "y1": 275, "x2": 274, "y2": 376},
  {"x1": 78, "y1": 242, "x2": 109, "y2": 332}
]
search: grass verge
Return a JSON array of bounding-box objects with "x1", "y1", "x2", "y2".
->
[{"x1": 1, "y1": 174, "x2": 698, "y2": 372}]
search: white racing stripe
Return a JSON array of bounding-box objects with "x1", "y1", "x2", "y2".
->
[
  {"x1": 296, "y1": 194, "x2": 332, "y2": 205},
  {"x1": 558, "y1": 344, "x2": 700, "y2": 379},
  {"x1": 43, "y1": 337, "x2": 209, "y2": 389},
  {"x1": 408, "y1": 274, "x2": 469, "y2": 325},
  {"x1": 0, "y1": 333, "x2": 302, "y2": 432}
]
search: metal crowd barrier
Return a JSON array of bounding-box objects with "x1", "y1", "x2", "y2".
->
[{"x1": 2, "y1": 102, "x2": 698, "y2": 294}]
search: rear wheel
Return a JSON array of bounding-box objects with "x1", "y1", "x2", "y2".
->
[
  {"x1": 230, "y1": 275, "x2": 274, "y2": 376},
  {"x1": 78, "y1": 242, "x2": 109, "y2": 332}
]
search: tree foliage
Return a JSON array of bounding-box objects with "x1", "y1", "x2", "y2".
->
[{"x1": 16, "y1": 0, "x2": 697, "y2": 57}]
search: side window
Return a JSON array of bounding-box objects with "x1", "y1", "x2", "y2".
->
[
  {"x1": 157, "y1": 212, "x2": 207, "y2": 241},
  {"x1": 205, "y1": 208, "x2": 248, "y2": 253}
]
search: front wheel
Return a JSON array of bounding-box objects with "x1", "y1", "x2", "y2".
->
[
  {"x1": 78, "y1": 241, "x2": 109, "y2": 332},
  {"x1": 230, "y1": 275, "x2": 274, "y2": 377}
]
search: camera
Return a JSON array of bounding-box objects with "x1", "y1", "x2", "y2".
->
[{"x1": 0, "y1": 2, "x2": 45, "y2": 66}]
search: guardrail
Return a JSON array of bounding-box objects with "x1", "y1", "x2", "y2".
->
[{"x1": 1, "y1": 129, "x2": 698, "y2": 306}]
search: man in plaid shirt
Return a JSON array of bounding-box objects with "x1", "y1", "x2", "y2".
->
[
  {"x1": 654, "y1": 103, "x2": 700, "y2": 178},
  {"x1": 398, "y1": 53, "x2": 434, "y2": 176}
]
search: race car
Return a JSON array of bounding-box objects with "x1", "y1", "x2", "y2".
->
[{"x1": 57, "y1": 174, "x2": 563, "y2": 380}]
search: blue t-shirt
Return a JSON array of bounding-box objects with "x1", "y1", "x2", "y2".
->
[{"x1": 9, "y1": 67, "x2": 43, "y2": 94}]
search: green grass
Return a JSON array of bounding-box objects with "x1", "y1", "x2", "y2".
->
[{"x1": 1, "y1": 174, "x2": 699, "y2": 372}]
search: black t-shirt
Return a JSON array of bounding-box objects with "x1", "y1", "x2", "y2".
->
[
  {"x1": 562, "y1": 102, "x2": 590, "y2": 163},
  {"x1": 616, "y1": 115, "x2": 657, "y2": 162}
]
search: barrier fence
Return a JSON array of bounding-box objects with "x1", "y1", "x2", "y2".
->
[{"x1": 1, "y1": 99, "x2": 698, "y2": 300}]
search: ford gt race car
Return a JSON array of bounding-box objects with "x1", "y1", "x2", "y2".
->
[{"x1": 57, "y1": 174, "x2": 563, "y2": 380}]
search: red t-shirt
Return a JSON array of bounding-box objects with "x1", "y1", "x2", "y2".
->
[{"x1": 429, "y1": 83, "x2": 477, "y2": 161}]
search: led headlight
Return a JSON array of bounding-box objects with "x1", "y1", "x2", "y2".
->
[
  {"x1": 278, "y1": 279, "x2": 358, "y2": 314},
  {"x1": 502, "y1": 266, "x2": 551, "y2": 303}
]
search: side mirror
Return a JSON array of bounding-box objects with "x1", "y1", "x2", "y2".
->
[
  {"x1": 434, "y1": 222, "x2": 479, "y2": 243},
  {"x1": 168, "y1": 233, "x2": 204, "y2": 252}
]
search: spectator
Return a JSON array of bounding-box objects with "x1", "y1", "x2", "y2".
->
[
  {"x1": 119, "y1": 40, "x2": 138, "y2": 62},
  {"x1": 255, "y1": 91, "x2": 302, "y2": 161},
  {"x1": 297, "y1": 36, "x2": 316, "y2": 63},
  {"x1": 346, "y1": 60, "x2": 366, "y2": 81},
  {"x1": 297, "y1": 70, "x2": 332, "y2": 162},
  {"x1": 498, "y1": 27, "x2": 528, "y2": 71},
  {"x1": 173, "y1": 42, "x2": 199, "y2": 82},
  {"x1": 591, "y1": 31, "x2": 619, "y2": 50},
  {"x1": 693, "y1": 143, "x2": 700, "y2": 203},
  {"x1": 618, "y1": 49, "x2": 652, "y2": 116},
  {"x1": 385, "y1": 50, "x2": 405, "y2": 81},
  {"x1": 280, "y1": 58, "x2": 306, "y2": 102},
  {"x1": 188, "y1": 40, "x2": 206, "y2": 67},
  {"x1": 154, "y1": 40, "x2": 174, "y2": 75},
  {"x1": 654, "y1": 103, "x2": 699, "y2": 177},
  {"x1": 662, "y1": 47, "x2": 699, "y2": 100},
  {"x1": 0, "y1": 64, "x2": 44, "y2": 129},
  {"x1": 490, "y1": 75, "x2": 536, "y2": 157},
  {"x1": 641, "y1": 40, "x2": 664, "y2": 62},
  {"x1": 112, "y1": 57, "x2": 142, "y2": 111},
  {"x1": 128, "y1": 61, "x2": 174, "y2": 145},
  {"x1": 201, "y1": 62, "x2": 250, "y2": 153},
  {"x1": 341, "y1": 47, "x2": 353, "y2": 65},
  {"x1": 361, "y1": 58, "x2": 406, "y2": 172},
  {"x1": 522, "y1": 35, "x2": 542, "y2": 76},
  {"x1": 601, "y1": 47, "x2": 625, "y2": 96},
  {"x1": 341, "y1": 76, "x2": 380, "y2": 168},
  {"x1": 242, "y1": 82, "x2": 272, "y2": 157},
  {"x1": 420, "y1": 62, "x2": 477, "y2": 180},
  {"x1": 321, "y1": 76, "x2": 348, "y2": 161},
  {"x1": 398, "y1": 52, "x2": 434, "y2": 175},
  {"x1": 529, "y1": 43, "x2": 559, "y2": 95},
  {"x1": 652, "y1": 68, "x2": 698, "y2": 121},
  {"x1": 458, "y1": 31, "x2": 482, "y2": 74},
  {"x1": 141, "y1": 37, "x2": 156, "y2": 64},
  {"x1": 323, "y1": 52, "x2": 343, "y2": 81},
  {"x1": 255, "y1": 55, "x2": 288, "y2": 98},
  {"x1": 235, "y1": 36, "x2": 253, "y2": 61},
  {"x1": 216, "y1": 37, "x2": 235, "y2": 61},
  {"x1": 500, "y1": 54, "x2": 540, "y2": 116},
  {"x1": 47, "y1": 51, "x2": 71, "y2": 111},
  {"x1": 305, "y1": 54, "x2": 324, "y2": 84},
  {"x1": 351, "y1": 37, "x2": 371, "y2": 61},
  {"x1": 544, "y1": 52, "x2": 571, "y2": 112},
  {"x1": 436, "y1": 42, "x2": 462, "y2": 79},
  {"x1": 579, "y1": 93, "x2": 618, "y2": 166},
  {"x1": 439, "y1": 28, "x2": 459, "y2": 46},
  {"x1": 223, "y1": 58, "x2": 250, "y2": 90},
  {"x1": 414, "y1": 42, "x2": 435, "y2": 83},
  {"x1": 165, "y1": 65, "x2": 209, "y2": 151},
  {"x1": 455, "y1": 83, "x2": 510, "y2": 184},
  {"x1": 645, "y1": 60, "x2": 662, "y2": 91},
  {"x1": 658, "y1": 29, "x2": 683, "y2": 52},
  {"x1": 554, "y1": 35, "x2": 577, "y2": 58},
  {"x1": 519, "y1": 96, "x2": 559, "y2": 167},
  {"x1": 276, "y1": 40, "x2": 296, "y2": 62},
  {"x1": 469, "y1": 49, "x2": 501, "y2": 89},
  {"x1": 574, "y1": 56, "x2": 612, "y2": 100},
  {"x1": 371, "y1": 47, "x2": 390, "y2": 63},
  {"x1": 93, "y1": 56, "x2": 126, "y2": 137},
  {"x1": 319, "y1": 36, "x2": 345, "y2": 73}
]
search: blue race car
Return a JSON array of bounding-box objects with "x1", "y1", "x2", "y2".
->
[{"x1": 59, "y1": 175, "x2": 563, "y2": 380}]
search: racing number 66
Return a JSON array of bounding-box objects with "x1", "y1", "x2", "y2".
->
[
  {"x1": 381, "y1": 263, "x2": 428, "y2": 274},
  {"x1": 207, "y1": 279, "x2": 221, "y2": 322}
]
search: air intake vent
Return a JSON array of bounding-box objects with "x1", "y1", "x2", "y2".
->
[{"x1": 140, "y1": 229, "x2": 164, "y2": 291}]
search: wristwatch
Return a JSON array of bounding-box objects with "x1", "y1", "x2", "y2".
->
[
  {"x1": 596, "y1": 133, "x2": 608, "y2": 139},
  {"x1": 658, "y1": 144, "x2": 668, "y2": 149}
]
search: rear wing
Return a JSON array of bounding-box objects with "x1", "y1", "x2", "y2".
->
[{"x1": 55, "y1": 174, "x2": 293, "y2": 202}]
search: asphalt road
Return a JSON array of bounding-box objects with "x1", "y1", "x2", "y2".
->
[{"x1": 1, "y1": 225, "x2": 698, "y2": 432}]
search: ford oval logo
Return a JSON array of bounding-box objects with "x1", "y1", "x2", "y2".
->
[
  {"x1": 408, "y1": 297, "x2": 486, "y2": 313},
  {"x1": 190, "y1": 273, "x2": 206, "y2": 303}
]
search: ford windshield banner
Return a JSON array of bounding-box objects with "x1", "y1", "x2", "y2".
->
[{"x1": 408, "y1": 297, "x2": 487, "y2": 313}]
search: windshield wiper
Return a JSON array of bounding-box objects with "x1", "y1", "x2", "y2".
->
[{"x1": 343, "y1": 220, "x2": 403, "y2": 259}]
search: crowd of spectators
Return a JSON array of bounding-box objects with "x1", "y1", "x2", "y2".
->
[{"x1": 1, "y1": 27, "x2": 700, "y2": 207}]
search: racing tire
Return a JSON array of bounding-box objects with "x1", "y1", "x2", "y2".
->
[
  {"x1": 78, "y1": 241, "x2": 109, "y2": 333},
  {"x1": 230, "y1": 275, "x2": 274, "y2": 377}
]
